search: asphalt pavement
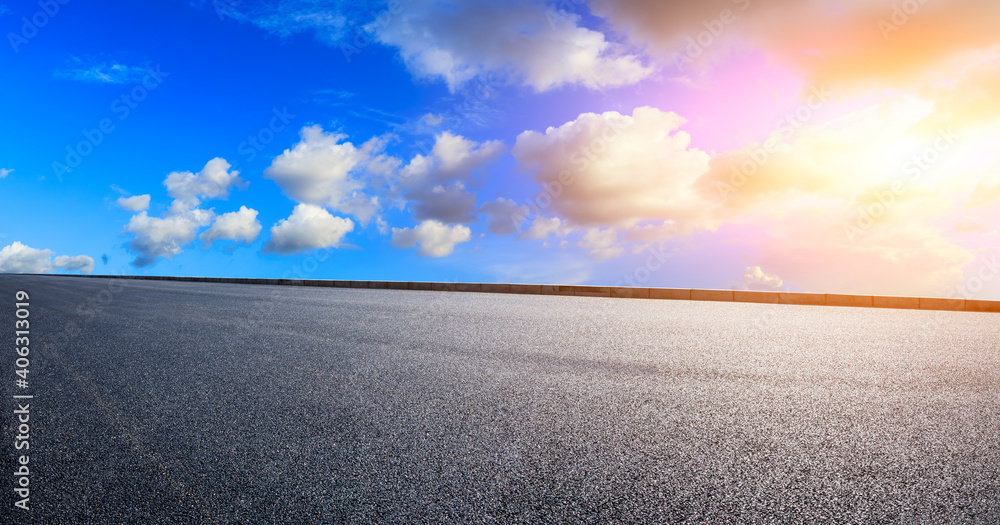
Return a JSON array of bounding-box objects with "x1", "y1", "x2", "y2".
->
[{"x1": 2, "y1": 274, "x2": 999, "y2": 524}]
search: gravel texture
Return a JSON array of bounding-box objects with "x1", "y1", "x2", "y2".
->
[{"x1": 2, "y1": 274, "x2": 999, "y2": 524}]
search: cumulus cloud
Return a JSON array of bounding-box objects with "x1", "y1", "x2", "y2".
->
[
  {"x1": 521, "y1": 216, "x2": 570, "y2": 240},
  {"x1": 53, "y1": 255, "x2": 96, "y2": 274},
  {"x1": 263, "y1": 204, "x2": 354, "y2": 255},
  {"x1": 391, "y1": 220, "x2": 471, "y2": 257},
  {"x1": 507, "y1": 90, "x2": 992, "y2": 294},
  {"x1": 123, "y1": 158, "x2": 250, "y2": 267},
  {"x1": 165, "y1": 158, "x2": 244, "y2": 209},
  {"x1": 200, "y1": 206, "x2": 262, "y2": 246},
  {"x1": 480, "y1": 197, "x2": 529, "y2": 235},
  {"x1": 374, "y1": 0, "x2": 651, "y2": 92},
  {"x1": 0, "y1": 168, "x2": 11, "y2": 178},
  {"x1": 117, "y1": 194, "x2": 151, "y2": 211},
  {"x1": 400, "y1": 132, "x2": 504, "y2": 224},
  {"x1": 0, "y1": 243, "x2": 54, "y2": 273},
  {"x1": 264, "y1": 125, "x2": 393, "y2": 222},
  {"x1": 0, "y1": 242, "x2": 94, "y2": 274},
  {"x1": 755, "y1": 212, "x2": 974, "y2": 297},
  {"x1": 125, "y1": 208, "x2": 215, "y2": 268},
  {"x1": 737, "y1": 266, "x2": 784, "y2": 291},
  {"x1": 578, "y1": 228, "x2": 623, "y2": 260},
  {"x1": 513, "y1": 106, "x2": 713, "y2": 228}
]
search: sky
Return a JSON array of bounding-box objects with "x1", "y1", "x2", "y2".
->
[{"x1": 2, "y1": 0, "x2": 999, "y2": 300}]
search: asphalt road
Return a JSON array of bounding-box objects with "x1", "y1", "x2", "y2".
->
[{"x1": 2, "y1": 274, "x2": 1000, "y2": 524}]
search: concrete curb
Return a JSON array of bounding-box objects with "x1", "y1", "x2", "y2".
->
[{"x1": 13, "y1": 274, "x2": 1000, "y2": 314}]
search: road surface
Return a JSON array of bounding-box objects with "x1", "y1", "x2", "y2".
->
[{"x1": 2, "y1": 275, "x2": 999, "y2": 523}]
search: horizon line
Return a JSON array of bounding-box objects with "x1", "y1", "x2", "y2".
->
[{"x1": 8, "y1": 273, "x2": 1000, "y2": 314}]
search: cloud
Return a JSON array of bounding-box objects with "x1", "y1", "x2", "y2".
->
[
  {"x1": 0, "y1": 168, "x2": 11, "y2": 178},
  {"x1": 0, "y1": 243, "x2": 53, "y2": 273},
  {"x1": 421, "y1": 113, "x2": 444, "y2": 126},
  {"x1": 737, "y1": 266, "x2": 783, "y2": 291},
  {"x1": 578, "y1": 228, "x2": 623, "y2": 260},
  {"x1": 53, "y1": 255, "x2": 96, "y2": 274},
  {"x1": 200, "y1": 206, "x2": 262, "y2": 246},
  {"x1": 521, "y1": 216, "x2": 569, "y2": 240},
  {"x1": 513, "y1": 106, "x2": 713, "y2": 228},
  {"x1": 165, "y1": 157, "x2": 244, "y2": 209},
  {"x1": 208, "y1": 0, "x2": 649, "y2": 92},
  {"x1": 589, "y1": 0, "x2": 1000, "y2": 89},
  {"x1": 54, "y1": 56, "x2": 152, "y2": 84},
  {"x1": 263, "y1": 204, "x2": 354, "y2": 255},
  {"x1": 0, "y1": 242, "x2": 93, "y2": 274},
  {"x1": 117, "y1": 194, "x2": 151, "y2": 211},
  {"x1": 754, "y1": 212, "x2": 974, "y2": 297},
  {"x1": 251, "y1": 7, "x2": 349, "y2": 41},
  {"x1": 264, "y1": 125, "x2": 394, "y2": 222},
  {"x1": 125, "y1": 209, "x2": 215, "y2": 268},
  {"x1": 400, "y1": 132, "x2": 504, "y2": 224},
  {"x1": 480, "y1": 197, "x2": 529, "y2": 235},
  {"x1": 506, "y1": 90, "x2": 992, "y2": 295},
  {"x1": 123, "y1": 158, "x2": 250, "y2": 267},
  {"x1": 391, "y1": 220, "x2": 471, "y2": 257},
  {"x1": 374, "y1": 0, "x2": 651, "y2": 92},
  {"x1": 695, "y1": 97, "x2": 940, "y2": 215}
]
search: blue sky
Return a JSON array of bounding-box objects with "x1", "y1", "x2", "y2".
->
[{"x1": 3, "y1": 0, "x2": 1000, "y2": 299}]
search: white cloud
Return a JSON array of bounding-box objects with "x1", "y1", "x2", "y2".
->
[
  {"x1": 421, "y1": 113, "x2": 444, "y2": 126},
  {"x1": 264, "y1": 125, "x2": 391, "y2": 222},
  {"x1": 391, "y1": 220, "x2": 471, "y2": 257},
  {"x1": 117, "y1": 194, "x2": 151, "y2": 211},
  {"x1": 753, "y1": 212, "x2": 975, "y2": 297},
  {"x1": 53, "y1": 255, "x2": 96, "y2": 274},
  {"x1": 480, "y1": 197, "x2": 529, "y2": 235},
  {"x1": 263, "y1": 204, "x2": 354, "y2": 254},
  {"x1": 55, "y1": 56, "x2": 152, "y2": 84},
  {"x1": 400, "y1": 132, "x2": 504, "y2": 224},
  {"x1": 374, "y1": 0, "x2": 651, "y2": 92},
  {"x1": 123, "y1": 158, "x2": 249, "y2": 267},
  {"x1": 588, "y1": 0, "x2": 1000, "y2": 89},
  {"x1": 0, "y1": 168, "x2": 11, "y2": 178},
  {"x1": 125, "y1": 208, "x2": 214, "y2": 268},
  {"x1": 0, "y1": 242, "x2": 93, "y2": 274},
  {"x1": 165, "y1": 157, "x2": 244, "y2": 209},
  {"x1": 219, "y1": 0, "x2": 649, "y2": 92},
  {"x1": 0, "y1": 243, "x2": 53, "y2": 273},
  {"x1": 200, "y1": 206, "x2": 262, "y2": 246},
  {"x1": 738, "y1": 266, "x2": 784, "y2": 292},
  {"x1": 578, "y1": 228, "x2": 623, "y2": 260},
  {"x1": 521, "y1": 216, "x2": 569, "y2": 240},
  {"x1": 513, "y1": 107, "x2": 713, "y2": 228}
]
